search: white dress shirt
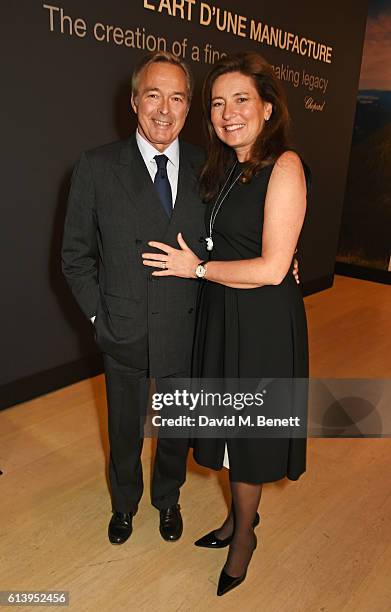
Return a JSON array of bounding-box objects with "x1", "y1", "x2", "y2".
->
[{"x1": 136, "y1": 129, "x2": 180, "y2": 205}]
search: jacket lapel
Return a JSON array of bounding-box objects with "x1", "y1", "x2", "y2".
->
[
  {"x1": 163, "y1": 141, "x2": 198, "y2": 239},
  {"x1": 112, "y1": 134, "x2": 169, "y2": 237}
]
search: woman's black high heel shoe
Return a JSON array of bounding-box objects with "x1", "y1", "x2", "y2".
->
[
  {"x1": 194, "y1": 512, "x2": 260, "y2": 549},
  {"x1": 217, "y1": 534, "x2": 257, "y2": 597}
]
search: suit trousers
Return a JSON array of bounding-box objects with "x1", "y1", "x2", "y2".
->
[{"x1": 103, "y1": 353, "x2": 189, "y2": 513}]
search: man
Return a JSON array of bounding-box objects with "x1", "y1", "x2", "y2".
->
[{"x1": 62, "y1": 51, "x2": 207, "y2": 544}]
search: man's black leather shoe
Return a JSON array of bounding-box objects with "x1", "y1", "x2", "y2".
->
[
  {"x1": 159, "y1": 504, "x2": 183, "y2": 541},
  {"x1": 108, "y1": 512, "x2": 133, "y2": 544}
]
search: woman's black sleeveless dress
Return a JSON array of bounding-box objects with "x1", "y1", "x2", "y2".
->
[{"x1": 191, "y1": 160, "x2": 309, "y2": 483}]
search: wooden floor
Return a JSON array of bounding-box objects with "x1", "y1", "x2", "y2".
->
[{"x1": 1, "y1": 276, "x2": 390, "y2": 611}]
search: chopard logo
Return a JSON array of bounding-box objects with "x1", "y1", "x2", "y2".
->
[{"x1": 304, "y1": 96, "x2": 326, "y2": 112}]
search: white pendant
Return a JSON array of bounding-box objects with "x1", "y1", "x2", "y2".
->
[{"x1": 206, "y1": 236, "x2": 214, "y2": 251}]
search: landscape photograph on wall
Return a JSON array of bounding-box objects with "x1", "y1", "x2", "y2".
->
[{"x1": 337, "y1": 0, "x2": 391, "y2": 273}]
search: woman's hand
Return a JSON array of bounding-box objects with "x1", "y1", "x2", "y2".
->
[{"x1": 142, "y1": 233, "x2": 201, "y2": 278}]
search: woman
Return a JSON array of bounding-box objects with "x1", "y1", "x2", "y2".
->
[{"x1": 142, "y1": 52, "x2": 309, "y2": 596}]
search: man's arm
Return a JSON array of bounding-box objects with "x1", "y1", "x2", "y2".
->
[{"x1": 61, "y1": 152, "x2": 99, "y2": 319}]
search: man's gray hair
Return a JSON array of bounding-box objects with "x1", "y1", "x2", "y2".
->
[{"x1": 131, "y1": 51, "x2": 194, "y2": 103}]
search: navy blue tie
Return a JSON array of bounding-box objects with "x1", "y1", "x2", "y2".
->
[{"x1": 154, "y1": 154, "x2": 173, "y2": 217}]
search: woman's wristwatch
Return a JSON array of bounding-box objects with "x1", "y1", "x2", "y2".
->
[{"x1": 195, "y1": 261, "x2": 208, "y2": 279}]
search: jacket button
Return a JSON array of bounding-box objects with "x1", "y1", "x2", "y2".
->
[
  {"x1": 188, "y1": 308, "x2": 194, "y2": 314},
  {"x1": 152, "y1": 311, "x2": 159, "y2": 315}
]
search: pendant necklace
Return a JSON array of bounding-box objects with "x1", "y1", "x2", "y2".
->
[{"x1": 206, "y1": 162, "x2": 244, "y2": 252}]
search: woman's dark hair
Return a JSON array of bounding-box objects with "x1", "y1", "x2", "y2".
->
[{"x1": 200, "y1": 52, "x2": 291, "y2": 201}]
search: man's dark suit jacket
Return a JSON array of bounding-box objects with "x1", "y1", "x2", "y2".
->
[{"x1": 62, "y1": 133, "x2": 208, "y2": 376}]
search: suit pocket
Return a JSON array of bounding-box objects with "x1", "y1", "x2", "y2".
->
[
  {"x1": 96, "y1": 293, "x2": 145, "y2": 344},
  {"x1": 103, "y1": 292, "x2": 140, "y2": 319}
]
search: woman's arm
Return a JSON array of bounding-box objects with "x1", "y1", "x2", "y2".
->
[
  {"x1": 220, "y1": 258, "x2": 300, "y2": 289},
  {"x1": 142, "y1": 151, "x2": 307, "y2": 287},
  {"x1": 200, "y1": 151, "x2": 307, "y2": 287}
]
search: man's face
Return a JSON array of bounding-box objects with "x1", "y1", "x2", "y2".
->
[{"x1": 131, "y1": 62, "x2": 190, "y2": 152}]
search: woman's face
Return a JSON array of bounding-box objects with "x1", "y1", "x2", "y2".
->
[{"x1": 210, "y1": 71, "x2": 272, "y2": 161}]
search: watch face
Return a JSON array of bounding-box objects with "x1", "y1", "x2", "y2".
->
[{"x1": 196, "y1": 264, "x2": 206, "y2": 278}]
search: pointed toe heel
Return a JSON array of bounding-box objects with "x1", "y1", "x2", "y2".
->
[
  {"x1": 216, "y1": 531, "x2": 258, "y2": 596},
  {"x1": 194, "y1": 512, "x2": 260, "y2": 549},
  {"x1": 217, "y1": 568, "x2": 247, "y2": 596},
  {"x1": 194, "y1": 530, "x2": 232, "y2": 548}
]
